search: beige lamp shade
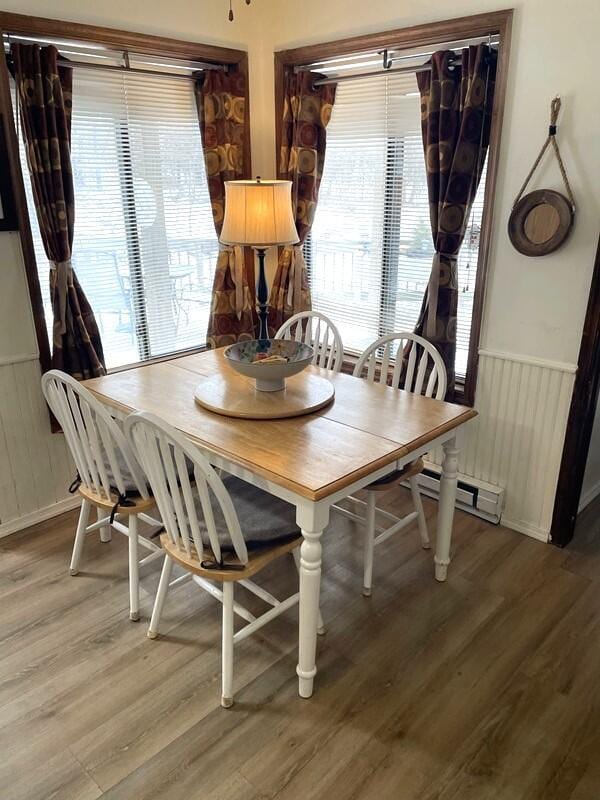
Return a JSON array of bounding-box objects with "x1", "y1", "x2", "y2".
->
[{"x1": 220, "y1": 179, "x2": 300, "y2": 247}]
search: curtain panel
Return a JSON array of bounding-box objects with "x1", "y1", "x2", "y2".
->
[
  {"x1": 196, "y1": 70, "x2": 256, "y2": 348},
  {"x1": 11, "y1": 43, "x2": 106, "y2": 379},
  {"x1": 414, "y1": 44, "x2": 497, "y2": 397},
  {"x1": 268, "y1": 71, "x2": 336, "y2": 334}
]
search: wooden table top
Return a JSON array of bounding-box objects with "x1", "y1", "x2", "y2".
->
[{"x1": 84, "y1": 348, "x2": 477, "y2": 501}]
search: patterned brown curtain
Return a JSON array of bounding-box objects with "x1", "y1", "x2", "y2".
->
[
  {"x1": 268, "y1": 71, "x2": 336, "y2": 334},
  {"x1": 196, "y1": 70, "x2": 256, "y2": 348},
  {"x1": 11, "y1": 43, "x2": 106, "y2": 379},
  {"x1": 414, "y1": 44, "x2": 497, "y2": 396}
]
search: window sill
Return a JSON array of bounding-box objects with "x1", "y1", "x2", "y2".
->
[{"x1": 106, "y1": 344, "x2": 210, "y2": 375}]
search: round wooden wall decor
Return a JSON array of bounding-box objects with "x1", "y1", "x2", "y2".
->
[{"x1": 508, "y1": 189, "x2": 574, "y2": 257}]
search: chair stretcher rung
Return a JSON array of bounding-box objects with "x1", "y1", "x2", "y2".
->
[
  {"x1": 234, "y1": 592, "x2": 299, "y2": 644},
  {"x1": 333, "y1": 502, "x2": 402, "y2": 526},
  {"x1": 138, "y1": 550, "x2": 164, "y2": 567},
  {"x1": 191, "y1": 575, "x2": 256, "y2": 623},
  {"x1": 374, "y1": 510, "x2": 419, "y2": 546},
  {"x1": 169, "y1": 572, "x2": 193, "y2": 588},
  {"x1": 85, "y1": 518, "x2": 111, "y2": 534},
  {"x1": 238, "y1": 579, "x2": 281, "y2": 607}
]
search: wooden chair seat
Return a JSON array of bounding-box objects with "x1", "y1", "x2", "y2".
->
[
  {"x1": 159, "y1": 532, "x2": 302, "y2": 582},
  {"x1": 79, "y1": 484, "x2": 156, "y2": 514},
  {"x1": 366, "y1": 457, "x2": 425, "y2": 492}
]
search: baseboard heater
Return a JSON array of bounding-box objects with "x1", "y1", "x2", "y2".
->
[{"x1": 404, "y1": 461, "x2": 505, "y2": 524}]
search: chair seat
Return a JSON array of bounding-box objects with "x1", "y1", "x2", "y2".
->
[
  {"x1": 160, "y1": 531, "x2": 301, "y2": 582},
  {"x1": 366, "y1": 457, "x2": 425, "y2": 492},
  {"x1": 78, "y1": 484, "x2": 156, "y2": 514},
  {"x1": 157, "y1": 475, "x2": 301, "y2": 580},
  {"x1": 196, "y1": 475, "x2": 300, "y2": 551}
]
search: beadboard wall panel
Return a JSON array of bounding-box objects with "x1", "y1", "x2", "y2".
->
[
  {"x1": 429, "y1": 350, "x2": 576, "y2": 541},
  {"x1": 0, "y1": 356, "x2": 75, "y2": 536}
]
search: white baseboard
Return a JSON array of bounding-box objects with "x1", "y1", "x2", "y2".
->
[
  {"x1": 0, "y1": 496, "x2": 80, "y2": 539},
  {"x1": 500, "y1": 516, "x2": 550, "y2": 543},
  {"x1": 578, "y1": 480, "x2": 600, "y2": 514}
]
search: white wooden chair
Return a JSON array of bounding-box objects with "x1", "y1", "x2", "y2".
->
[
  {"x1": 275, "y1": 311, "x2": 344, "y2": 372},
  {"x1": 125, "y1": 410, "x2": 324, "y2": 708},
  {"x1": 334, "y1": 333, "x2": 447, "y2": 596},
  {"x1": 41, "y1": 370, "x2": 163, "y2": 620}
]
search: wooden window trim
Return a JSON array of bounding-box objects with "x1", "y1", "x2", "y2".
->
[
  {"x1": 274, "y1": 9, "x2": 513, "y2": 406},
  {"x1": 0, "y1": 11, "x2": 252, "y2": 374}
]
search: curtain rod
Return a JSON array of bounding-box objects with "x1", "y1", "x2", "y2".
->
[
  {"x1": 2, "y1": 33, "x2": 226, "y2": 79},
  {"x1": 313, "y1": 62, "x2": 433, "y2": 86},
  {"x1": 55, "y1": 58, "x2": 224, "y2": 80},
  {"x1": 299, "y1": 34, "x2": 499, "y2": 83}
]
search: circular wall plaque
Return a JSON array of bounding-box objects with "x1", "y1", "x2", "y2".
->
[{"x1": 508, "y1": 189, "x2": 574, "y2": 256}]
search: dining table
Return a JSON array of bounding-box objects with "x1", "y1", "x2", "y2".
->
[{"x1": 84, "y1": 347, "x2": 477, "y2": 698}]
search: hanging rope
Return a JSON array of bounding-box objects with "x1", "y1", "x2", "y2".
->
[{"x1": 512, "y1": 96, "x2": 575, "y2": 210}]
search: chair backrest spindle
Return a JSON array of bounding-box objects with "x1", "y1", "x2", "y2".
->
[
  {"x1": 353, "y1": 332, "x2": 447, "y2": 400},
  {"x1": 41, "y1": 370, "x2": 149, "y2": 500},
  {"x1": 125, "y1": 412, "x2": 249, "y2": 565},
  {"x1": 275, "y1": 311, "x2": 344, "y2": 373}
]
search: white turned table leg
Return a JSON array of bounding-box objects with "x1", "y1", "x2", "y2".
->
[
  {"x1": 435, "y1": 436, "x2": 459, "y2": 582},
  {"x1": 296, "y1": 502, "x2": 329, "y2": 698}
]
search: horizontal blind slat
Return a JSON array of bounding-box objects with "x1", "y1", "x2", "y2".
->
[
  {"x1": 13, "y1": 68, "x2": 217, "y2": 369},
  {"x1": 308, "y1": 70, "x2": 486, "y2": 379}
]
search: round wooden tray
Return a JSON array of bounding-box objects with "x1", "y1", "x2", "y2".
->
[{"x1": 194, "y1": 371, "x2": 335, "y2": 419}]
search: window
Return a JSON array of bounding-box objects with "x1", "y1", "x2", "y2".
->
[
  {"x1": 14, "y1": 65, "x2": 217, "y2": 369},
  {"x1": 306, "y1": 70, "x2": 487, "y2": 381}
]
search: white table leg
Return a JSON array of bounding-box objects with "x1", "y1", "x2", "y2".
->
[
  {"x1": 296, "y1": 502, "x2": 329, "y2": 699},
  {"x1": 435, "y1": 436, "x2": 459, "y2": 582}
]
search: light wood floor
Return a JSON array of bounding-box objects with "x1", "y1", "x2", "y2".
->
[{"x1": 2, "y1": 489, "x2": 600, "y2": 800}]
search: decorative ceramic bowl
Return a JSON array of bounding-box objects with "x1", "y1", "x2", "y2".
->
[{"x1": 224, "y1": 339, "x2": 314, "y2": 392}]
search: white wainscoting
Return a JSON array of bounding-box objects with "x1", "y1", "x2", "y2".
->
[
  {"x1": 429, "y1": 349, "x2": 577, "y2": 542},
  {"x1": 0, "y1": 354, "x2": 75, "y2": 538}
]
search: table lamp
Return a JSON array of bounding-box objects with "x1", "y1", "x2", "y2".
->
[{"x1": 220, "y1": 178, "x2": 299, "y2": 342}]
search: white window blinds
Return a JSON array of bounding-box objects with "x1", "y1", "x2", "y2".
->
[
  {"x1": 307, "y1": 70, "x2": 487, "y2": 379},
  {"x1": 14, "y1": 67, "x2": 217, "y2": 369}
]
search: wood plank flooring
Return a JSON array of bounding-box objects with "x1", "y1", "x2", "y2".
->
[{"x1": 1, "y1": 490, "x2": 599, "y2": 800}]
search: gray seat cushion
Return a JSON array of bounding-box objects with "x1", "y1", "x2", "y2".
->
[
  {"x1": 102, "y1": 447, "x2": 145, "y2": 494},
  {"x1": 101, "y1": 449, "x2": 194, "y2": 496},
  {"x1": 196, "y1": 476, "x2": 300, "y2": 553}
]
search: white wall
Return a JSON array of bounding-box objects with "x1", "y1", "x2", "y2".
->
[
  {"x1": 580, "y1": 394, "x2": 600, "y2": 511},
  {"x1": 0, "y1": 232, "x2": 78, "y2": 534},
  {"x1": 1, "y1": 0, "x2": 599, "y2": 539}
]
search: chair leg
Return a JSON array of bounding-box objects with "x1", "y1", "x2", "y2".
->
[
  {"x1": 148, "y1": 555, "x2": 173, "y2": 639},
  {"x1": 221, "y1": 581, "x2": 234, "y2": 708},
  {"x1": 410, "y1": 476, "x2": 431, "y2": 550},
  {"x1": 128, "y1": 514, "x2": 140, "y2": 621},
  {"x1": 98, "y1": 507, "x2": 112, "y2": 543},
  {"x1": 69, "y1": 499, "x2": 91, "y2": 576},
  {"x1": 363, "y1": 491, "x2": 376, "y2": 597},
  {"x1": 292, "y1": 549, "x2": 325, "y2": 635}
]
